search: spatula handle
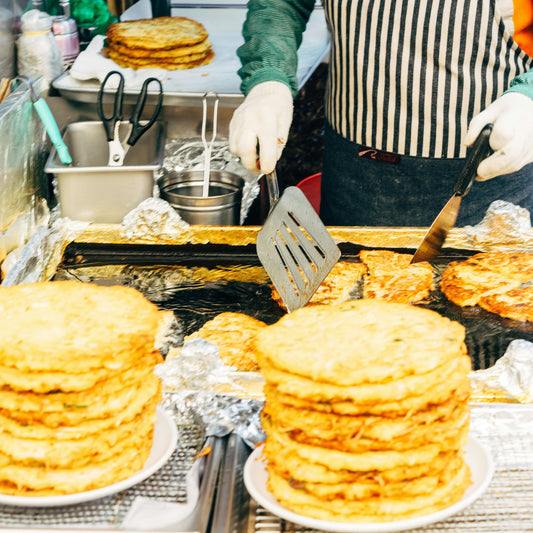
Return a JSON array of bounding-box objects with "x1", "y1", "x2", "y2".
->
[
  {"x1": 453, "y1": 123, "x2": 493, "y2": 197},
  {"x1": 265, "y1": 170, "x2": 280, "y2": 212}
]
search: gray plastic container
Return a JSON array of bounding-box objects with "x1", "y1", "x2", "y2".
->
[
  {"x1": 158, "y1": 170, "x2": 244, "y2": 225},
  {"x1": 45, "y1": 120, "x2": 166, "y2": 223}
]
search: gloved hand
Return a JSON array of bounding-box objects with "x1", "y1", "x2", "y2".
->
[
  {"x1": 465, "y1": 92, "x2": 533, "y2": 181},
  {"x1": 229, "y1": 81, "x2": 294, "y2": 174}
]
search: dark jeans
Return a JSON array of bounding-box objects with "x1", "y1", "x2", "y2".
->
[{"x1": 320, "y1": 122, "x2": 533, "y2": 227}]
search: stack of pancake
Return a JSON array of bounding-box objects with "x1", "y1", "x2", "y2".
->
[
  {"x1": 0, "y1": 280, "x2": 166, "y2": 496},
  {"x1": 254, "y1": 299, "x2": 472, "y2": 523},
  {"x1": 104, "y1": 16, "x2": 214, "y2": 70}
]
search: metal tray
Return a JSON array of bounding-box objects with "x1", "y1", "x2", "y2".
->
[{"x1": 45, "y1": 121, "x2": 166, "y2": 223}]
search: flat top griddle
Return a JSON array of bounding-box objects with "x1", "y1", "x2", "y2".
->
[{"x1": 57, "y1": 241, "x2": 533, "y2": 370}]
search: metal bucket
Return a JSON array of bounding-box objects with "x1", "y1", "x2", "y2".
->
[{"x1": 158, "y1": 170, "x2": 244, "y2": 225}]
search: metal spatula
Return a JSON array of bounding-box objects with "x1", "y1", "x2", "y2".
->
[
  {"x1": 410, "y1": 124, "x2": 493, "y2": 264},
  {"x1": 256, "y1": 170, "x2": 341, "y2": 312}
]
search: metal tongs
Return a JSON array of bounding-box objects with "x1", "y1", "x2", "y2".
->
[{"x1": 201, "y1": 91, "x2": 219, "y2": 197}]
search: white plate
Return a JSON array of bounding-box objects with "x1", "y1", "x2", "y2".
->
[
  {"x1": 0, "y1": 404, "x2": 178, "y2": 508},
  {"x1": 244, "y1": 436, "x2": 494, "y2": 533}
]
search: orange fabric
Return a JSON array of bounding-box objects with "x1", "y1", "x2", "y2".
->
[{"x1": 513, "y1": 0, "x2": 533, "y2": 56}]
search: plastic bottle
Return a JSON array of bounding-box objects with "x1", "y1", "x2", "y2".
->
[
  {"x1": 17, "y1": 9, "x2": 63, "y2": 84},
  {"x1": 52, "y1": 0, "x2": 80, "y2": 69}
]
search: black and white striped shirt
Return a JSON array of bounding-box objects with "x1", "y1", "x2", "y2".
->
[{"x1": 323, "y1": 0, "x2": 533, "y2": 157}]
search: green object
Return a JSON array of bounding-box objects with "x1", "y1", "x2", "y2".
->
[
  {"x1": 38, "y1": 0, "x2": 117, "y2": 33},
  {"x1": 504, "y1": 69, "x2": 533, "y2": 101},
  {"x1": 32, "y1": 98, "x2": 72, "y2": 165},
  {"x1": 236, "y1": 0, "x2": 315, "y2": 98}
]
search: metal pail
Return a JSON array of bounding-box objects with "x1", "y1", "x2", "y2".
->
[{"x1": 158, "y1": 170, "x2": 244, "y2": 225}]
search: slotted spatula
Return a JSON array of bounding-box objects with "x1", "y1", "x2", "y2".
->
[{"x1": 256, "y1": 170, "x2": 341, "y2": 312}]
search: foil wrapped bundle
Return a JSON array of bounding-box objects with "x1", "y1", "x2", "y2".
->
[
  {"x1": 156, "y1": 338, "x2": 264, "y2": 447},
  {"x1": 462, "y1": 200, "x2": 533, "y2": 251},
  {"x1": 470, "y1": 339, "x2": 533, "y2": 403}
]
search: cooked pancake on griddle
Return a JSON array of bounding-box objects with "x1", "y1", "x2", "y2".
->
[
  {"x1": 441, "y1": 252, "x2": 533, "y2": 320},
  {"x1": 180, "y1": 311, "x2": 267, "y2": 371},
  {"x1": 478, "y1": 284, "x2": 533, "y2": 322},
  {"x1": 0, "y1": 281, "x2": 166, "y2": 496},
  {"x1": 271, "y1": 260, "x2": 367, "y2": 310},
  {"x1": 271, "y1": 251, "x2": 433, "y2": 310},
  {"x1": 358, "y1": 250, "x2": 434, "y2": 303},
  {"x1": 254, "y1": 299, "x2": 472, "y2": 523}
]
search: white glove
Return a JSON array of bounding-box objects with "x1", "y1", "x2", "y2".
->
[
  {"x1": 465, "y1": 92, "x2": 533, "y2": 181},
  {"x1": 229, "y1": 81, "x2": 294, "y2": 174}
]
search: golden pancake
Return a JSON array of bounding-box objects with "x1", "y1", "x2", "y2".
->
[
  {"x1": 0, "y1": 432, "x2": 154, "y2": 495},
  {"x1": 478, "y1": 284, "x2": 533, "y2": 321},
  {"x1": 266, "y1": 462, "x2": 471, "y2": 522},
  {"x1": 276, "y1": 453, "x2": 464, "y2": 500},
  {"x1": 0, "y1": 281, "x2": 163, "y2": 373},
  {"x1": 263, "y1": 394, "x2": 469, "y2": 443},
  {"x1": 272, "y1": 261, "x2": 367, "y2": 310},
  {"x1": 254, "y1": 300, "x2": 466, "y2": 386},
  {"x1": 106, "y1": 46, "x2": 210, "y2": 65},
  {"x1": 358, "y1": 250, "x2": 434, "y2": 303},
  {"x1": 264, "y1": 435, "x2": 460, "y2": 484},
  {"x1": 0, "y1": 355, "x2": 161, "y2": 414},
  {"x1": 259, "y1": 354, "x2": 470, "y2": 403},
  {"x1": 106, "y1": 16, "x2": 208, "y2": 49},
  {"x1": 0, "y1": 401, "x2": 157, "y2": 468},
  {"x1": 107, "y1": 38, "x2": 211, "y2": 58},
  {"x1": 277, "y1": 413, "x2": 470, "y2": 454},
  {"x1": 263, "y1": 417, "x2": 444, "y2": 472},
  {"x1": 0, "y1": 349, "x2": 162, "y2": 393},
  {"x1": 106, "y1": 47, "x2": 214, "y2": 70},
  {"x1": 266, "y1": 374, "x2": 470, "y2": 417},
  {"x1": 0, "y1": 381, "x2": 158, "y2": 439},
  {"x1": 441, "y1": 252, "x2": 533, "y2": 307},
  {"x1": 264, "y1": 413, "x2": 468, "y2": 457},
  {"x1": 182, "y1": 312, "x2": 267, "y2": 371},
  {"x1": 0, "y1": 371, "x2": 161, "y2": 427}
]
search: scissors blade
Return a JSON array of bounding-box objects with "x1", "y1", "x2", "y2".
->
[{"x1": 107, "y1": 121, "x2": 126, "y2": 166}]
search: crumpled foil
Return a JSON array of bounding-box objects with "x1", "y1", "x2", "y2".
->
[
  {"x1": 158, "y1": 138, "x2": 261, "y2": 225},
  {"x1": 470, "y1": 339, "x2": 533, "y2": 403},
  {"x1": 1, "y1": 212, "x2": 89, "y2": 286},
  {"x1": 121, "y1": 197, "x2": 192, "y2": 242},
  {"x1": 462, "y1": 200, "x2": 533, "y2": 250},
  {"x1": 155, "y1": 338, "x2": 265, "y2": 447}
]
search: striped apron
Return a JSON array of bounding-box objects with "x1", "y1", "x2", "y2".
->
[{"x1": 319, "y1": 0, "x2": 533, "y2": 226}]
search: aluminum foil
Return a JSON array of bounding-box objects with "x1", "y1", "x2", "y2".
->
[
  {"x1": 158, "y1": 138, "x2": 261, "y2": 225},
  {"x1": 121, "y1": 197, "x2": 192, "y2": 242},
  {"x1": 470, "y1": 339, "x2": 533, "y2": 403},
  {"x1": 1, "y1": 212, "x2": 88, "y2": 286},
  {"x1": 462, "y1": 200, "x2": 533, "y2": 250},
  {"x1": 155, "y1": 338, "x2": 265, "y2": 447}
]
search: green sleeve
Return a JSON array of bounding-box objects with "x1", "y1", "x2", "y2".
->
[
  {"x1": 504, "y1": 69, "x2": 533, "y2": 100},
  {"x1": 236, "y1": 0, "x2": 316, "y2": 98}
]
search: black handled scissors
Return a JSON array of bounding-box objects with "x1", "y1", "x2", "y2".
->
[{"x1": 97, "y1": 70, "x2": 163, "y2": 166}]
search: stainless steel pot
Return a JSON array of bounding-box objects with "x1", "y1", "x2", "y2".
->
[{"x1": 158, "y1": 169, "x2": 244, "y2": 225}]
